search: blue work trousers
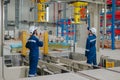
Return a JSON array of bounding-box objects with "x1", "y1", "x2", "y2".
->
[
  {"x1": 87, "y1": 53, "x2": 97, "y2": 65},
  {"x1": 29, "y1": 54, "x2": 39, "y2": 76}
]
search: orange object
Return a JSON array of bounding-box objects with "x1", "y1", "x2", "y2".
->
[{"x1": 80, "y1": 8, "x2": 86, "y2": 19}]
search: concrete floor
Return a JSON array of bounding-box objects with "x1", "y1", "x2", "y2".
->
[
  {"x1": 19, "y1": 73, "x2": 90, "y2": 80},
  {"x1": 78, "y1": 69, "x2": 120, "y2": 80},
  {"x1": 3, "y1": 41, "x2": 120, "y2": 80},
  {"x1": 108, "y1": 67, "x2": 120, "y2": 72}
]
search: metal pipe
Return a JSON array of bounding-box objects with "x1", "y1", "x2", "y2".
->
[
  {"x1": 1, "y1": 0, "x2": 5, "y2": 80},
  {"x1": 60, "y1": 3, "x2": 61, "y2": 19},
  {"x1": 58, "y1": 3, "x2": 60, "y2": 20},
  {"x1": 63, "y1": 3, "x2": 66, "y2": 19},
  {"x1": 53, "y1": 3, "x2": 55, "y2": 27},
  {"x1": 88, "y1": 14, "x2": 90, "y2": 28},
  {"x1": 73, "y1": 24, "x2": 76, "y2": 53},
  {"x1": 15, "y1": 0, "x2": 20, "y2": 29},
  {"x1": 34, "y1": 0, "x2": 37, "y2": 25},
  {"x1": 102, "y1": 0, "x2": 107, "y2": 49},
  {"x1": 111, "y1": 0, "x2": 115, "y2": 50},
  {"x1": 4, "y1": 4, "x2": 8, "y2": 30},
  {"x1": 96, "y1": 4, "x2": 101, "y2": 52}
]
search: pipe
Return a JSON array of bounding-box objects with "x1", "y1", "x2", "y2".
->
[
  {"x1": 1, "y1": 0, "x2": 5, "y2": 80},
  {"x1": 63, "y1": 3, "x2": 66, "y2": 19},
  {"x1": 4, "y1": 4, "x2": 8, "y2": 30},
  {"x1": 102, "y1": 0, "x2": 107, "y2": 49},
  {"x1": 53, "y1": 3, "x2": 55, "y2": 27},
  {"x1": 111, "y1": 0, "x2": 115, "y2": 50},
  {"x1": 56, "y1": 3, "x2": 60, "y2": 37},
  {"x1": 58, "y1": 3, "x2": 60, "y2": 20},
  {"x1": 60, "y1": 3, "x2": 61, "y2": 19},
  {"x1": 73, "y1": 24, "x2": 76, "y2": 53}
]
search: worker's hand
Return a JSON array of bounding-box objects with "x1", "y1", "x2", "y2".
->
[{"x1": 39, "y1": 33, "x2": 44, "y2": 41}]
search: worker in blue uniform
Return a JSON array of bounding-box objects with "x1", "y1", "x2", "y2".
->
[
  {"x1": 26, "y1": 26, "x2": 43, "y2": 77},
  {"x1": 85, "y1": 27, "x2": 97, "y2": 67}
]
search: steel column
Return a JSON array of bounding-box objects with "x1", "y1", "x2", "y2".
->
[
  {"x1": 15, "y1": 0, "x2": 20, "y2": 29},
  {"x1": 87, "y1": 14, "x2": 90, "y2": 28},
  {"x1": 102, "y1": 0, "x2": 107, "y2": 49},
  {"x1": 63, "y1": 3, "x2": 66, "y2": 19},
  {"x1": 73, "y1": 24, "x2": 76, "y2": 53},
  {"x1": 4, "y1": 4, "x2": 8, "y2": 30},
  {"x1": 56, "y1": 21, "x2": 59, "y2": 37},
  {"x1": 111, "y1": 0, "x2": 115, "y2": 50},
  {"x1": 0, "y1": 0, "x2": 4, "y2": 80},
  {"x1": 0, "y1": 0, "x2": 4, "y2": 58}
]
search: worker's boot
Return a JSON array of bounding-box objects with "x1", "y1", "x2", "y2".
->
[{"x1": 93, "y1": 65, "x2": 101, "y2": 69}]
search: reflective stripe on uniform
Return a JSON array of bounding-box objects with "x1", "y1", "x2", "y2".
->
[
  {"x1": 28, "y1": 40, "x2": 36, "y2": 43},
  {"x1": 86, "y1": 49, "x2": 90, "y2": 52},
  {"x1": 28, "y1": 74, "x2": 36, "y2": 77},
  {"x1": 90, "y1": 39, "x2": 96, "y2": 42}
]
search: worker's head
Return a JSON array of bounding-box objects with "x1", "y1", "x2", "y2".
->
[
  {"x1": 29, "y1": 26, "x2": 38, "y2": 35},
  {"x1": 90, "y1": 28, "x2": 96, "y2": 35}
]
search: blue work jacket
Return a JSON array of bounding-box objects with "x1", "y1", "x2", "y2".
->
[
  {"x1": 85, "y1": 34, "x2": 96, "y2": 57},
  {"x1": 26, "y1": 35, "x2": 43, "y2": 56}
]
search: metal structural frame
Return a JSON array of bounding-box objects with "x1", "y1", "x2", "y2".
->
[
  {"x1": 54, "y1": 0, "x2": 105, "y2": 53},
  {"x1": 57, "y1": 19, "x2": 70, "y2": 43},
  {"x1": 111, "y1": 0, "x2": 115, "y2": 50},
  {"x1": 15, "y1": 0, "x2": 20, "y2": 29}
]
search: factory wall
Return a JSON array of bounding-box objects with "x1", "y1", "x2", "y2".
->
[
  {"x1": 7, "y1": 0, "x2": 86, "y2": 41},
  {"x1": 8, "y1": 0, "x2": 33, "y2": 21},
  {"x1": 7, "y1": 0, "x2": 73, "y2": 23}
]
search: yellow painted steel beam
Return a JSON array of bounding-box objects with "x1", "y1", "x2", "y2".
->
[
  {"x1": 72, "y1": 2, "x2": 88, "y2": 7},
  {"x1": 37, "y1": 2, "x2": 46, "y2": 22},
  {"x1": 43, "y1": 31, "x2": 48, "y2": 55},
  {"x1": 21, "y1": 31, "x2": 27, "y2": 56}
]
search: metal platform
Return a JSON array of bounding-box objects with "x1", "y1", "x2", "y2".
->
[
  {"x1": 77, "y1": 69, "x2": 120, "y2": 80},
  {"x1": 18, "y1": 73, "x2": 90, "y2": 80}
]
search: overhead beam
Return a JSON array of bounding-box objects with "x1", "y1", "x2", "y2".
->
[{"x1": 50, "y1": 0, "x2": 105, "y2": 4}]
